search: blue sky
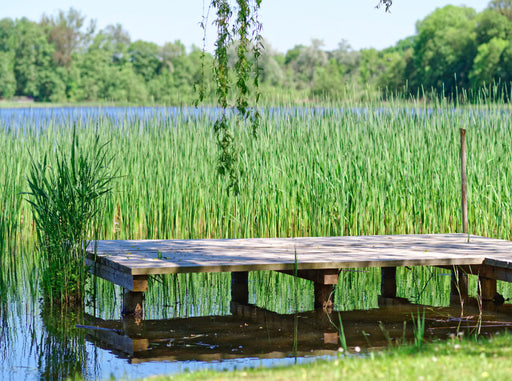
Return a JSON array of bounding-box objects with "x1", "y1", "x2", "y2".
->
[{"x1": 3, "y1": 1, "x2": 488, "y2": 53}]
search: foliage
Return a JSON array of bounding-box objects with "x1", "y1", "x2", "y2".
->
[
  {"x1": 6, "y1": 2, "x2": 512, "y2": 104},
  {"x1": 489, "y1": 0, "x2": 512, "y2": 20},
  {"x1": 129, "y1": 40, "x2": 161, "y2": 82},
  {"x1": 13, "y1": 18, "x2": 57, "y2": 101},
  {"x1": 310, "y1": 58, "x2": 345, "y2": 99},
  {"x1": 0, "y1": 52, "x2": 16, "y2": 98},
  {"x1": 24, "y1": 127, "x2": 116, "y2": 306},
  {"x1": 413, "y1": 6, "x2": 478, "y2": 97},
  {"x1": 295, "y1": 39, "x2": 328, "y2": 86},
  {"x1": 475, "y1": 9, "x2": 512, "y2": 45},
  {"x1": 41, "y1": 8, "x2": 95, "y2": 68},
  {"x1": 469, "y1": 37, "x2": 508, "y2": 89},
  {"x1": 205, "y1": 0, "x2": 262, "y2": 193},
  {"x1": 39, "y1": 305, "x2": 87, "y2": 380},
  {"x1": 411, "y1": 309, "x2": 426, "y2": 349}
]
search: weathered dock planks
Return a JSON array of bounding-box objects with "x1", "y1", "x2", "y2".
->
[
  {"x1": 86, "y1": 233, "x2": 512, "y2": 315},
  {"x1": 87, "y1": 233, "x2": 512, "y2": 275}
]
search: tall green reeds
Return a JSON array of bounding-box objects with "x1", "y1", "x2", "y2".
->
[
  {"x1": 2, "y1": 98, "x2": 512, "y2": 312},
  {"x1": 412, "y1": 309, "x2": 426, "y2": 349},
  {"x1": 25, "y1": 127, "x2": 115, "y2": 306}
]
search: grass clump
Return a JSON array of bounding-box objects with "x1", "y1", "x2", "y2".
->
[{"x1": 25, "y1": 127, "x2": 115, "y2": 306}]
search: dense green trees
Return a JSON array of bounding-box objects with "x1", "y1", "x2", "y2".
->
[
  {"x1": 413, "y1": 6, "x2": 477, "y2": 96},
  {"x1": 4, "y1": 2, "x2": 512, "y2": 104}
]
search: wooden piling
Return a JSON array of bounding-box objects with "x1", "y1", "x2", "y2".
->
[
  {"x1": 381, "y1": 267, "x2": 397, "y2": 298},
  {"x1": 452, "y1": 129, "x2": 470, "y2": 304},
  {"x1": 280, "y1": 268, "x2": 338, "y2": 311},
  {"x1": 314, "y1": 282, "x2": 335, "y2": 311},
  {"x1": 231, "y1": 271, "x2": 249, "y2": 305},
  {"x1": 122, "y1": 289, "x2": 144, "y2": 318},
  {"x1": 312, "y1": 269, "x2": 339, "y2": 312},
  {"x1": 460, "y1": 128, "x2": 468, "y2": 234},
  {"x1": 450, "y1": 266, "x2": 469, "y2": 302},
  {"x1": 479, "y1": 276, "x2": 497, "y2": 302}
]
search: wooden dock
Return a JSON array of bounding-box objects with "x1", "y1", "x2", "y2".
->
[{"x1": 86, "y1": 233, "x2": 512, "y2": 316}]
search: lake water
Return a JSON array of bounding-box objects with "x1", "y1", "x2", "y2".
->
[{"x1": 2, "y1": 261, "x2": 512, "y2": 380}]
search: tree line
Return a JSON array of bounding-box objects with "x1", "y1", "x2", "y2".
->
[{"x1": 2, "y1": 1, "x2": 512, "y2": 104}]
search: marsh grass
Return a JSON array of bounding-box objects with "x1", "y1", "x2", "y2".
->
[
  {"x1": 2, "y1": 99, "x2": 512, "y2": 312},
  {"x1": 411, "y1": 309, "x2": 426, "y2": 349},
  {"x1": 337, "y1": 313, "x2": 348, "y2": 352},
  {"x1": 24, "y1": 127, "x2": 116, "y2": 306}
]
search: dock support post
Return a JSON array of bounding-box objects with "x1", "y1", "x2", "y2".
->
[
  {"x1": 312, "y1": 269, "x2": 338, "y2": 311},
  {"x1": 231, "y1": 271, "x2": 249, "y2": 305},
  {"x1": 276, "y1": 269, "x2": 337, "y2": 311},
  {"x1": 381, "y1": 267, "x2": 397, "y2": 298},
  {"x1": 120, "y1": 275, "x2": 148, "y2": 319},
  {"x1": 478, "y1": 276, "x2": 497, "y2": 302},
  {"x1": 314, "y1": 283, "x2": 335, "y2": 311},
  {"x1": 451, "y1": 266, "x2": 469, "y2": 303},
  {"x1": 122, "y1": 289, "x2": 144, "y2": 318}
]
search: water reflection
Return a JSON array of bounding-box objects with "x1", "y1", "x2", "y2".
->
[
  {"x1": 3, "y1": 269, "x2": 512, "y2": 380},
  {"x1": 39, "y1": 306, "x2": 92, "y2": 380},
  {"x1": 82, "y1": 302, "x2": 339, "y2": 363},
  {"x1": 79, "y1": 299, "x2": 512, "y2": 365}
]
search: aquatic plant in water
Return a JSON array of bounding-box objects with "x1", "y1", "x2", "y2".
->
[{"x1": 25, "y1": 127, "x2": 116, "y2": 306}]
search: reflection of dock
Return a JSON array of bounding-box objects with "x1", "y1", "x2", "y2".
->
[
  {"x1": 86, "y1": 234, "x2": 512, "y2": 315},
  {"x1": 84, "y1": 302, "x2": 340, "y2": 363},
  {"x1": 82, "y1": 301, "x2": 512, "y2": 363}
]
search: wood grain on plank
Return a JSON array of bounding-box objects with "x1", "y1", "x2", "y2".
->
[{"x1": 85, "y1": 234, "x2": 512, "y2": 278}]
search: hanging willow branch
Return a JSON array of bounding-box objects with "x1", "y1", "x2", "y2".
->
[
  {"x1": 202, "y1": 0, "x2": 389, "y2": 193},
  {"x1": 211, "y1": 0, "x2": 238, "y2": 193},
  {"x1": 202, "y1": 0, "x2": 263, "y2": 194},
  {"x1": 250, "y1": 0, "x2": 262, "y2": 138},
  {"x1": 234, "y1": 0, "x2": 250, "y2": 117}
]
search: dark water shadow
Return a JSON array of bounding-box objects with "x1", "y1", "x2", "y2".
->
[{"x1": 79, "y1": 299, "x2": 512, "y2": 365}]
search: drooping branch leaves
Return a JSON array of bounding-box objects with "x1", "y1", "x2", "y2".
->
[
  {"x1": 212, "y1": 0, "x2": 231, "y2": 109},
  {"x1": 234, "y1": 0, "x2": 250, "y2": 117},
  {"x1": 250, "y1": 0, "x2": 262, "y2": 138},
  {"x1": 205, "y1": 0, "x2": 263, "y2": 194},
  {"x1": 204, "y1": 0, "x2": 392, "y2": 193},
  {"x1": 211, "y1": 0, "x2": 238, "y2": 193}
]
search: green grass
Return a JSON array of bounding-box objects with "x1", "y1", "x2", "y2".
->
[{"x1": 145, "y1": 332, "x2": 512, "y2": 380}]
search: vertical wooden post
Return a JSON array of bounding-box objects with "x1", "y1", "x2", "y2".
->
[
  {"x1": 121, "y1": 275, "x2": 147, "y2": 319},
  {"x1": 479, "y1": 276, "x2": 497, "y2": 302},
  {"x1": 381, "y1": 267, "x2": 397, "y2": 298},
  {"x1": 460, "y1": 128, "x2": 468, "y2": 234},
  {"x1": 456, "y1": 129, "x2": 469, "y2": 303},
  {"x1": 231, "y1": 271, "x2": 249, "y2": 305},
  {"x1": 450, "y1": 266, "x2": 468, "y2": 302},
  {"x1": 314, "y1": 283, "x2": 334, "y2": 311},
  {"x1": 122, "y1": 289, "x2": 144, "y2": 318}
]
